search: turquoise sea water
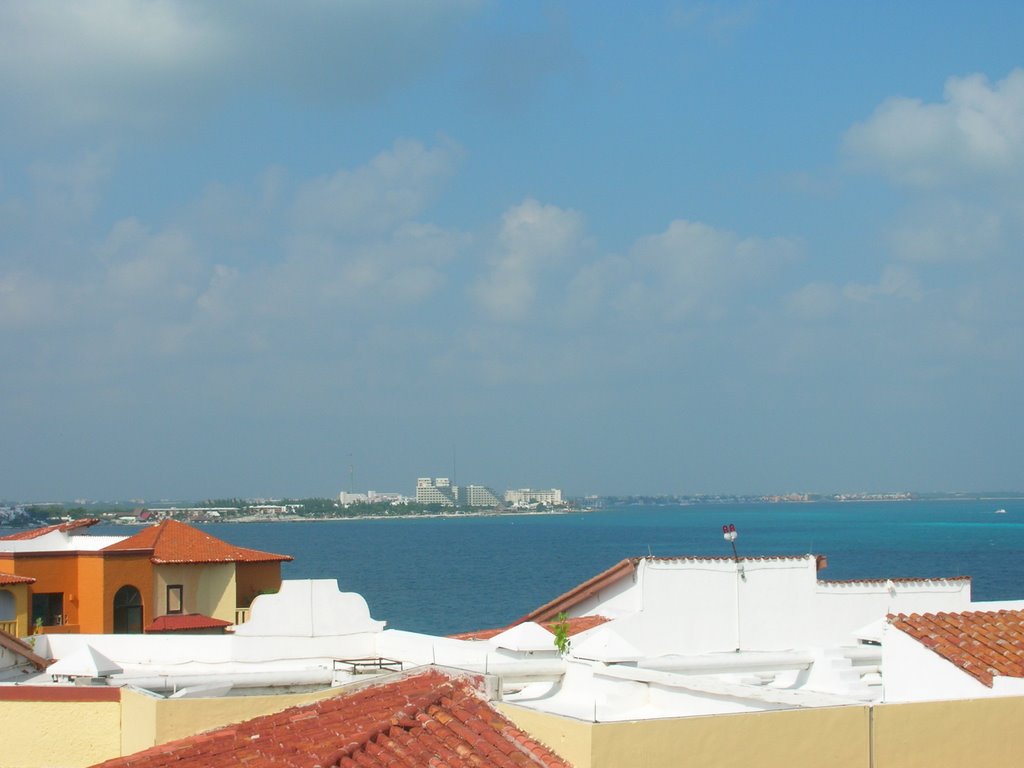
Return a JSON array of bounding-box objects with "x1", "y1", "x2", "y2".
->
[{"x1": 92, "y1": 499, "x2": 1024, "y2": 636}]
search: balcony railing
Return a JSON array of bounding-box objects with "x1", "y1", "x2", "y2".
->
[
  {"x1": 234, "y1": 607, "x2": 250, "y2": 625},
  {"x1": 0, "y1": 620, "x2": 17, "y2": 636}
]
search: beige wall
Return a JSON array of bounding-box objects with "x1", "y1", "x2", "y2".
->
[
  {"x1": 120, "y1": 686, "x2": 343, "y2": 755},
  {"x1": 497, "y1": 703, "x2": 595, "y2": 768},
  {"x1": 0, "y1": 584, "x2": 31, "y2": 636},
  {"x1": 0, "y1": 686, "x2": 348, "y2": 768},
  {"x1": 591, "y1": 706, "x2": 869, "y2": 768},
  {"x1": 873, "y1": 697, "x2": 1024, "y2": 768},
  {"x1": 9, "y1": 688, "x2": 1024, "y2": 768},
  {"x1": 501, "y1": 697, "x2": 1024, "y2": 768},
  {"x1": 153, "y1": 563, "x2": 236, "y2": 621},
  {"x1": 0, "y1": 699, "x2": 121, "y2": 768}
]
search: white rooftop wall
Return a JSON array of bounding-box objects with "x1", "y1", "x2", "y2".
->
[
  {"x1": 234, "y1": 579, "x2": 385, "y2": 638},
  {"x1": 881, "y1": 624, "x2": 989, "y2": 702},
  {"x1": 587, "y1": 557, "x2": 819, "y2": 655},
  {"x1": 566, "y1": 556, "x2": 974, "y2": 655},
  {"x1": 812, "y1": 580, "x2": 971, "y2": 647},
  {"x1": 0, "y1": 531, "x2": 125, "y2": 553},
  {"x1": 882, "y1": 623, "x2": 1024, "y2": 702}
]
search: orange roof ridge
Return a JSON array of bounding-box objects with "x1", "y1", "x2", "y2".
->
[
  {"x1": 0, "y1": 518, "x2": 100, "y2": 541},
  {"x1": 102, "y1": 519, "x2": 292, "y2": 564},
  {"x1": 91, "y1": 668, "x2": 571, "y2": 767}
]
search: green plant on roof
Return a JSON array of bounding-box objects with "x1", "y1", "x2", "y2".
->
[{"x1": 552, "y1": 612, "x2": 571, "y2": 655}]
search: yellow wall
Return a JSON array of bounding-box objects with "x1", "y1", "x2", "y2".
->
[
  {"x1": 9, "y1": 687, "x2": 1024, "y2": 768},
  {"x1": 873, "y1": 697, "x2": 1024, "y2": 768},
  {"x1": 0, "y1": 584, "x2": 31, "y2": 636},
  {"x1": 497, "y1": 703, "x2": 595, "y2": 768},
  {"x1": 0, "y1": 699, "x2": 121, "y2": 768},
  {"x1": 504, "y1": 696, "x2": 1024, "y2": 768},
  {"x1": 500, "y1": 704, "x2": 869, "y2": 768},
  {"x1": 153, "y1": 563, "x2": 237, "y2": 621},
  {"x1": 124, "y1": 686, "x2": 343, "y2": 751},
  {"x1": 593, "y1": 706, "x2": 869, "y2": 768},
  {"x1": 234, "y1": 561, "x2": 284, "y2": 609}
]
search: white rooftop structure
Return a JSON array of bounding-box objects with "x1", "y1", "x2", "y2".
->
[
  {"x1": 4, "y1": 552, "x2": 1021, "y2": 724},
  {"x1": 47, "y1": 645, "x2": 122, "y2": 679}
]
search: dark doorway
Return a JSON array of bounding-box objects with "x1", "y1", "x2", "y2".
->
[{"x1": 113, "y1": 585, "x2": 143, "y2": 634}]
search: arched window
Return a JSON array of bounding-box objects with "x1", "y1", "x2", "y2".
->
[{"x1": 113, "y1": 585, "x2": 143, "y2": 634}]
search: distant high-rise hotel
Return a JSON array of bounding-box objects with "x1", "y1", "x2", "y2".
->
[
  {"x1": 415, "y1": 477, "x2": 459, "y2": 506},
  {"x1": 415, "y1": 478, "x2": 502, "y2": 507},
  {"x1": 462, "y1": 485, "x2": 502, "y2": 507}
]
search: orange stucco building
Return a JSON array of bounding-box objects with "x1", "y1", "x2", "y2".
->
[{"x1": 0, "y1": 519, "x2": 291, "y2": 636}]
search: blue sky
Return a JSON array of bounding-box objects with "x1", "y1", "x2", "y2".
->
[{"x1": 2, "y1": 1, "x2": 1024, "y2": 500}]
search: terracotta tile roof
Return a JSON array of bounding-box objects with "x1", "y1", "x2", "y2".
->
[
  {"x1": 518, "y1": 558, "x2": 639, "y2": 623},
  {"x1": 92, "y1": 668, "x2": 571, "y2": 767},
  {"x1": 0, "y1": 518, "x2": 100, "y2": 540},
  {"x1": 144, "y1": 613, "x2": 233, "y2": 633},
  {"x1": 451, "y1": 615, "x2": 611, "y2": 642},
  {"x1": 102, "y1": 520, "x2": 292, "y2": 564},
  {"x1": 0, "y1": 627, "x2": 50, "y2": 671},
  {"x1": 890, "y1": 609, "x2": 1024, "y2": 687},
  {"x1": 0, "y1": 572, "x2": 35, "y2": 586}
]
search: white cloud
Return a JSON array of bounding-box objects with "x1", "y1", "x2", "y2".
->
[
  {"x1": 843, "y1": 264, "x2": 922, "y2": 304},
  {"x1": 886, "y1": 200, "x2": 1004, "y2": 263},
  {"x1": 783, "y1": 282, "x2": 842, "y2": 320},
  {"x1": 614, "y1": 219, "x2": 797, "y2": 322},
  {"x1": 97, "y1": 218, "x2": 202, "y2": 303},
  {"x1": 28, "y1": 151, "x2": 114, "y2": 223},
  {"x1": 0, "y1": 272, "x2": 59, "y2": 329},
  {"x1": 844, "y1": 69, "x2": 1024, "y2": 186},
  {"x1": 0, "y1": 1, "x2": 481, "y2": 139},
  {"x1": 291, "y1": 139, "x2": 460, "y2": 237},
  {"x1": 472, "y1": 198, "x2": 585, "y2": 321}
]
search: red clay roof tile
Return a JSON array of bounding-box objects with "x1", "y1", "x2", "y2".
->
[
  {"x1": 93, "y1": 669, "x2": 570, "y2": 768},
  {"x1": 0, "y1": 572, "x2": 35, "y2": 586},
  {"x1": 144, "y1": 614, "x2": 233, "y2": 633},
  {"x1": 891, "y1": 609, "x2": 1024, "y2": 687},
  {"x1": 102, "y1": 519, "x2": 292, "y2": 564}
]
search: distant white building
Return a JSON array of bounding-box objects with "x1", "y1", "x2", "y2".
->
[
  {"x1": 415, "y1": 478, "x2": 459, "y2": 506},
  {"x1": 415, "y1": 478, "x2": 501, "y2": 507},
  {"x1": 505, "y1": 488, "x2": 563, "y2": 507},
  {"x1": 462, "y1": 485, "x2": 501, "y2": 508},
  {"x1": 338, "y1": 491, "x2": 406, "y2": 506}
]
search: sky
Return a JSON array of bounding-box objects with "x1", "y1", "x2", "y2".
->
[{"x1": 2, "y1": 1, "x2": 1024, "y2": 501}]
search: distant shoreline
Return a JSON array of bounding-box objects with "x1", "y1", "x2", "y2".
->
[{"x1": 219, "y1": 508, "x2": 582, "y2": 523}]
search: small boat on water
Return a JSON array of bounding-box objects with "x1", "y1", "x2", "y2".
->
[{"x1": 995, "y1": 509, "x2": 1007, "y2": 514}]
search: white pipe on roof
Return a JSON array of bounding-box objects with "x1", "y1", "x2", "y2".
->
[{"x1": 637, "y1": 651, "x2": 815, "y2": 674}]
